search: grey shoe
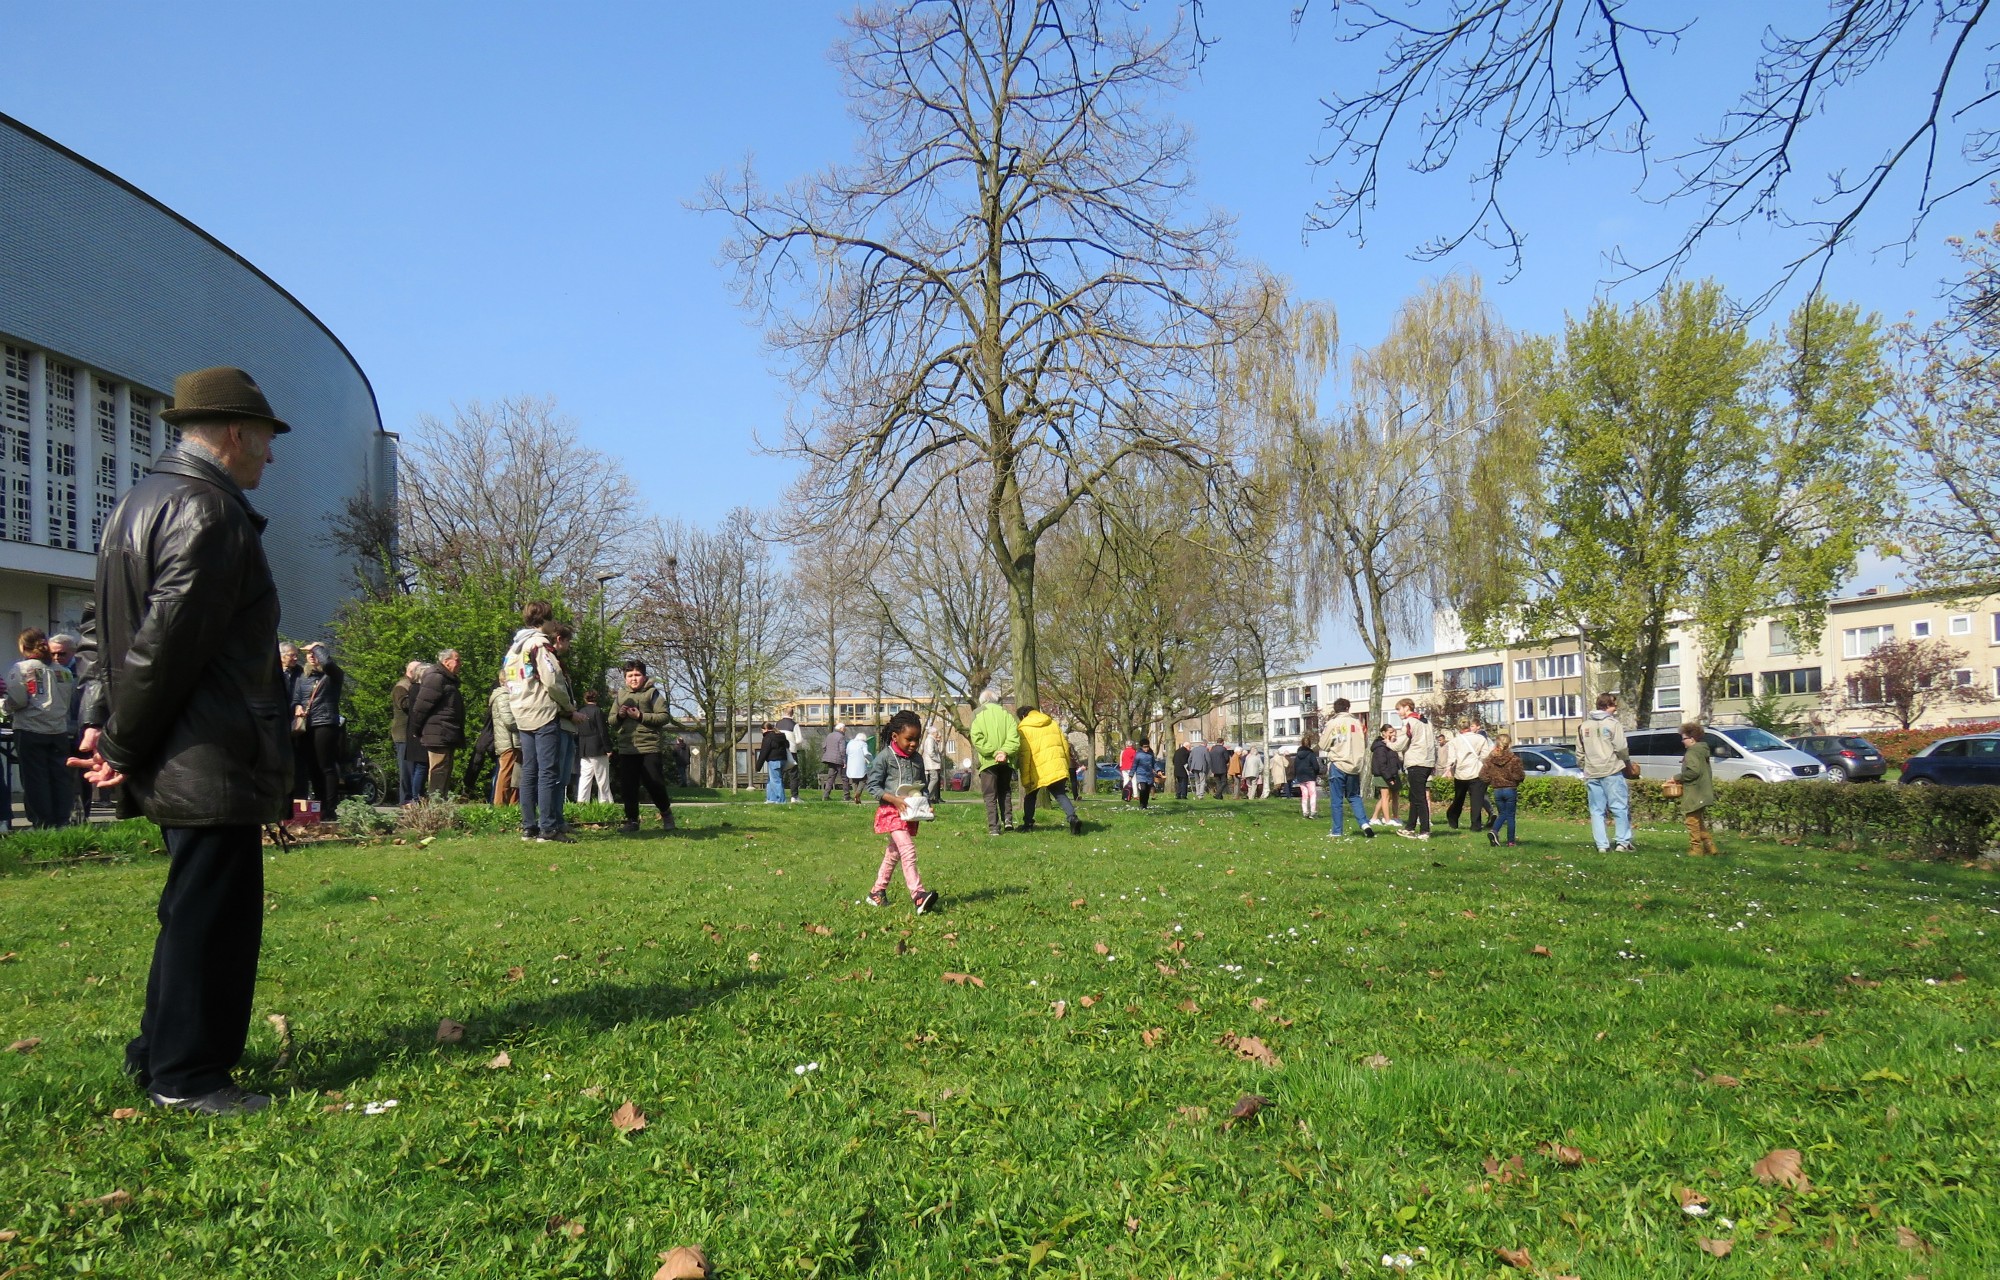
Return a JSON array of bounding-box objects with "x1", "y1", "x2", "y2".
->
[
  {"x1": 539, "y1": 831, "x2": 578, "y2": 844},
  {"x1": 149, "y1": 1084, "x2": 271, "y2": 1115}
]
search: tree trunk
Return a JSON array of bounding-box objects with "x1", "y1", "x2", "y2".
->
[{"x1": 1007, "y1": 555, "x2": 1040, "y2": 706}]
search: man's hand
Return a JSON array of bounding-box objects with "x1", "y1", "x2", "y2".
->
[
  {"x1": 994, "y1": 750, "x2": 1007, "y2": 763},
  {"x1": 68, "y1": 728, "x2": 126, "y2": 787}
]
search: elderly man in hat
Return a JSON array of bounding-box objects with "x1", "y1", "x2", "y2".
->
[{"x1": 74, "y1": 367, "x2": 294, "y2": 1115}]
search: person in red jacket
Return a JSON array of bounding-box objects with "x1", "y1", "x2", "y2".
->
[{"x1": 1118, "y1": 740, "x2": 1138, "y2": 800}]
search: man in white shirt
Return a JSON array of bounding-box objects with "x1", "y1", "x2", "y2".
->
[
  {"x1": 1444, "y1": 718, "x2": 1493, "y2": 831},
  {"x1": 1392, "y1": 698, "x2": 1437, "y2": 839},
  {"x1": 844, "y1": 730, "x2": 873, "y2": 805}
]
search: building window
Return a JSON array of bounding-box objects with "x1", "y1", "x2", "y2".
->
[
  {"x1": 1846, "y1": 674, "x2": 1886, "y2": 705},
  {"x1": 1414, "y1": 672, "x2": 1434, "y2": 693},
  {"x1": 94, "y1": 377, "x2": 117, "y2": 447},
  {"x1": 1947, "y1": 614, "x2": 1971, "y2": 635},
  {"x1": 1992, "y1": 613, "x2": 2000, "y2": 644},
  {"x1": 1843, "y1": 624, "x2": 1894, "y2": 658},
  {"x1": 1723, "y1": 673, "x2": 1754, "y2": 700},
  {"x1": 1512, "y1": 659, "x2": 1533, "y2": 683},
  {"x1": 1728, "y1": 637, "x2": 1745, "y2": 662},
  {"x1": 1382, "y1": 675, "x2": 1410, "y2": 696},
  {"x1": 1444, "y1": 662, "x2": 1503, "y2": 690},
  {"x1": 1536, "y1": 693, "x2": 1581, "y2": 721},
  {"x1": 1514, "y1": 698, "x2": 1535, "y2": 721},
  {"x1": 1769, "y1": 620, "x2": 1796, "y2": 656},
  {"x1": 1955, "y1": 669, "x2": 1976, "y2": 689},
  {"x1": 1911, "y1": 619, "x2": 1932, "y2": 638},
  {"x1": 43, "y1": 362, "x2": 78, "y2": 551},
  {"x1": 1763, "y1": 667, "x2": 1823, "y2": 696}
]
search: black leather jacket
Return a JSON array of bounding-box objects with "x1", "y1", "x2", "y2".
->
[{"x1": 96, "y1": 448, "x2": 293, "y2": 826}]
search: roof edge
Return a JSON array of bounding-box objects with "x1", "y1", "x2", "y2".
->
[{"x1": 1, "y1": 110, "x2": 386, "y2": 436}]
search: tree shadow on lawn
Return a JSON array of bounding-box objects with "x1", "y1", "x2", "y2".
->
[
  {"x1": 278, "y1": 970, "x2": 782, "y2": 1093},
  {"x1": 938, "y1": 884, "x2": 1029, "y2": 907}
]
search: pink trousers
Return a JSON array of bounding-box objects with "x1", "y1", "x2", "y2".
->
[
  {"x1": 872, "y1": 829, "x2": 927, "y2": 898},
  {"x1": 1298, "y1": 780, "x2": 1318, "y2": 816}
]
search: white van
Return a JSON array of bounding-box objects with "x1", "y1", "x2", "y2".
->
[{"x1": 1626, "y1": 725, "x2": 1827, "y2": 783}]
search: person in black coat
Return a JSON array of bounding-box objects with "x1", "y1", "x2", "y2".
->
[
  {"x1": 1172, "y1": 741, "x2": 1191, "y2": 799},
  {"x1": 296, "y1": 644, "x2": 345, "y2": 808},
  {"x1": 407, "y1": 649, "x2": 466, "y2": 798},
  {"x1": 76, "y1": 366, "x2": 294, "y2": 1115}
]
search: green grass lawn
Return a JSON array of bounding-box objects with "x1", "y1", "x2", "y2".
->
[{"x1": 2, "y1": 797, "x2": 1996, "y2": 1278}]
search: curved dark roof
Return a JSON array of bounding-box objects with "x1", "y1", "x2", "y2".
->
[{"x1": 0, "y1": 109, "x2": 386, "y2": 434}]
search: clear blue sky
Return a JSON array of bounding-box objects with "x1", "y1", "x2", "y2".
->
[{"x1": 6, "y1": 2, "x2": 1969, "y2": 665}]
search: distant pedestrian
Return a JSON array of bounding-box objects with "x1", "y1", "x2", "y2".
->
[
  {"x1": 489, "y1": 673, "x2": 519, "y2": 805},
  {"x1": 1189, "y1": 739, "x2": 1210, "y2": 798},
  {"x1": 1225, "y1": 743, "x2": 1244, "y2": 796},
  {"x1": 1265, "y1": 746, "x2": 1287, "y2": 799},
  {"x1": 1017, "y1": 705, "x2": 1084, "y2": 834},
  {"x1": 844, "y1": 728, "x2": 872, "y2": 801},
  {"x1": 1322, "y1": 698, "x2": 1372, "y2": 838},
  {"x1": 756, "y1": 721, "x2": 789, "y2": 803},
  {"x1": 863, "y1": 709, "x2": 939, "y2": 914},
  {"x1": 778, "y1": 715, "x2": 803, "y2": 803},
  {"x1": 574, "y1": 689, "x2": 611, "y2": 803},
  {"x1": 1118, "y1": 739, "x2": 1136, "y2": 799},
  {"x1": 1444, "y1": 718, "x2": 1493, "y2": 831},
  {"x1": 922, "y1": 724, "x2": 946, "y2": 803},
  {"x1": 280, "y1": 641, "x2": 308, "y2": 800},
  {"x1": 820, "y1": 723, "x2": 850, "y2": 800},
  {"x1": 6, "y1": 628, "x2": 77, "y2": 828},
  {"x1": 407, "y1": 649, "x2": 465, "y2": 799},
  {"x1": 1369, "y1": 725, "x2": 1402, "y2": 827},
  {"x1": 1579, "y1": 692, "x2": 1634, "y2": 853},
  {"x1": 296, "y1": 643, "x2": 345, "y2": 811},
  {"x1": 390, "y1": 660, "x2": 421, "y2": 803},
  {"x1": 1391, "y1": 699, "x2": 1436, "y2": 840},
  {"x1": 605, "y1": 660, "x2": 674, "y2": 832},
  {"x1": 1242, "y1": 744, "x2": 1266, "y2": 800},
  {"x1": 507, "y1": 619, "x2": 583, "y2": 842},
  {"x1": 1481, "y1": 732, "x2": 1526, "y2": 847},
  {"x1": 970, "y1": 687, "x2": 1020, "y2": 834},
  {"x1": 1675, "y1": 721, "x2": 1720, "y2": 857},
  {"x1": 1172, "y1": 739, "x2": 1190, "y2": 799},
  {"x1": 1131, "y1": 738, "x2": 1159, "y2": 810},
  {"x1": 670, "y1": 737, "x2": 691, "y2": 787},
  {"x1": 1289, "y1": 734, "x2": 1323, "y2": 818}
]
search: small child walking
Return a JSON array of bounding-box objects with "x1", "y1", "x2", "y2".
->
[
  {"x1": 1675, "y1": 721, "x2": 1721, "y2": 857},
  {"x1": 1291, "y1": 735, "x2": 1323, "y2": 818},
  {"x1": 865, "y1": 709, "x2": 941, "y2": 913}
]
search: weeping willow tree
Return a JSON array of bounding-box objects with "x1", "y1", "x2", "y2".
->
[{"x1": 1244, "y1": 274, "x2": 1531, "y2": 791}]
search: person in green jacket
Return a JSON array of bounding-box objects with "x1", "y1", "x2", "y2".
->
[
  {"x1": 1676, "y1": 722, "x2": 1720, "y2": 856},
  {"x1": 606, "y1": 659, "x2": 675, "y2": 833},
  {"x1": 969, "y1": 687, "x2": 1021, "y2": 835}
]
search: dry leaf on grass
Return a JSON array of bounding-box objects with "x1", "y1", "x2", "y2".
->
[
  {"x1": 1177, "y1": 1000, "x2": 1200, "y2": 1014},
  {"x1": 6, "y1": 1037, "x2": 42, "y2": 1054},
  {"x1": 1493, "y1": 1245, "x2": 1532, "y2": 1269},
  {"x1": 110, "y1": 1107, "x2": 140, "y2": 1120},
  {"x1": 1677, "y1": 1187, "x2": 1710, "y2": 1211},
  {"x1": 1174, "y1": 1104, "x2": 1209, "y2": 1123},
  {"x1": 1483, "y1": 1155, "x2": 1527, "y2": 1184},
  {"x1": 611, "y1": 1102, "x2": 648, "y2": 1134},
  {"x1": 71, "y1": 1189, "x2": 133, "y2": 1213},
  {"x1": 803, "y1": 923, "x2": 833, "y2": 937},
  {"x1": 1360, "y1": 1053, "x2": 1391, "y2": 1070},
  {"x1": 1896, "y1": 1225, "x2": 1933, "y2": 1255},
  {"x1": 1427, "y1": 969, "x2": 1445, "y2": 978},
  {"x1": 1093, "y1": 941, "x2": 1109, "y2": 955},
  {"x1": 547, "y1": 1216, "x2": 586, "y2": 1239},
  {"x1": 902, "y1": 1109, "x2": 935, "y2": 1126},
  {"x1": 1250, "y1": 997, "x2": 1269, "y2": 1011},
  {"x1": 1155, "y1": 961, "x2": 1178, "y2": 978},
  {"x1": 1696, "y1": 1237, "x2": 1734, "y2": 1258},
  {"x1": 1530, "y1": 944, "x2": 1553, "y2": 957},
  {"x1": 1460, "y1": 910, "x2": 1478, "y2": 920},
  {"x1": 1270, "y1": 1015, "x2": 1294, "y2": 1028},
  {"x1": 1070, "y1": 898, "x2": 1087, "y2": 909},
  {"x1": 580, "y1": 1085, "x2": 605, "y2": 1099},
  {"x1": 435, "y1": 1018, "x2": 466, "y2": 1044},
  {"x1": 747, "y1": 952, "x2": 762, "y2": 970},
  {"x1": 1079, "y1": 994, "x2": 1099, "y2": 1008},
  {"x1": 1752, "y1": 1147, "x2": 1810, "y2": 1191},
  {"x1": 654, "y1": 1244, "x2": 711, "y2": 1279},
  {"x1": 1142, "y1": 1027, "x2": 1165, "y2": 1048},
  {"x1": 1706, "y1": 1072, "x2": 1743, "y2": 1087},
  {"x1": 1217, "y1": 1033, "x2": 1281, "y2": 1067},
  {"x1": 1538, "y1": 1141, "x2": 1586, "y2": 1166},
  {"x1": 940, "y1": 972, "x2": 984, "y2": 988},
  {"x1": 505, "y1": 965, "x2": 525, "y2": 982},
  {"x1": 1125, "y1": 1216, "x2": 1140, "y2": 1234},
  {"x1": 1050, "y1": 1000, "x2": 1068, "y2": 1020},
  {"x1": 486, "y1": 1051, "x2": 512, "y2": 1070},
  {"x1": 0, "y1": 1228, "x2": 15, "y2": 1240},
  {"x1": 836, "y1": 968, "x2": 873, "y2": 982},
  {"x1": 1223, "y1": 1093, "x2": 1269, "y2": 1128}
]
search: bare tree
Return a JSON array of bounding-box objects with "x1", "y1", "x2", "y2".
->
[
  {"x1": 705, "y1": 0, "x2": 1249, "y2": 704},
  {"x1": 1249, "y1": 275, "x2": 1529, "y2": 784},
  {"x1": 630, "y1": 511, "x2": 799, "y2": 787},
  {"x1": 788, "y1": 539, "x2": 870, "y2": 733},
  {"x1": 1296, "y1": 0, "x2": 2000, "y2": 303},
  {"x1": 398, "y1": 395, "x2": 641, "y2": 602},
  {"x1": 1835, "y1": 636, "x2": 1986, "y2": 730}
]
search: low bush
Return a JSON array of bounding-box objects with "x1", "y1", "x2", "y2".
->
[
  {"x1": 335, "y1": 797, "x2": 396, "y2": 839},
  {"x1": 1864, "y1": 720, "x2": 2000, "y2": 767},
  {"x1": 396, "y1": 795, "x2": 461, "y2": 838}
]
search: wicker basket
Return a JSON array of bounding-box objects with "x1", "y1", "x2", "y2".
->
[{"x1": 1661, "y1": 778, "x2": 1683, "y2": 799}]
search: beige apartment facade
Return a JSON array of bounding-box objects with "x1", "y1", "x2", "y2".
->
[{"x1": 1257, "y1": 588, "x2": 2000, "y2": 750}]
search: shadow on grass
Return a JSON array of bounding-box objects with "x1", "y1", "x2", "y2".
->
[
  {"x1": 279, "y1": 971, "x2": 782, "y2": 1092},
  {"x1": 944, "y1": 884, "x2": 1030, "y2": 907}
]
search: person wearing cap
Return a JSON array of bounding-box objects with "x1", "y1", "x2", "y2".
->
[{"x1": 75, "y1": 367, "x2": 294, "y2": 1116}]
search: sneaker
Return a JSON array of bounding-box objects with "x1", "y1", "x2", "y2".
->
[
  {"x1": 1361, "y1": 826, "x2": 1375, "y2": 839},
  {"x1": 520, "y1": 833, "x2": 535, "y2": 843},
  {"x1": 620, "y1": 821, "x2": 640, "y2": 834},
  {"x1": 1505, "y1": 840, "x2": 1519, "y2": 847},
  {"x1": 1395, "y1": 828, "x2": 1420, "y2": 840},
  {"x1": 867, "y1": 889, "x2": 889, "y2": 908},
  {"x1": 659, "y1": 811, "x2": 676, "y2": 832},
  {"x1": 1414, "y1": 831, "x2": 1430, "y2": 841},
  {"x1": 1614, "y1": 841, "x2": 1636, "y2": 853},
  {"x1": 914, "y1": 889, "x2": 940, "y2": 914},
  {"x1": 149, "y1": 1084, "x2": 271, "y2": 1116},
  {"x1": 538, "y1": 832, "x2": 577, "y2": 845},
  {"x1": 1487, "y1": 831, "x2": 1498, "y2": 847},
  {"x1": 1068, "y1": 817, "x2": 1083, "y2": 836}
]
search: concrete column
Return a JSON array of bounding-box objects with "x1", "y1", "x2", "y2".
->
[
  {"x1": 75, "y1": 371, "x2": 99, "y2": 550},
  {"x1": 26, "y1": 350, "x2": 47, "y2": 546},
  {"x1": 113, "y1": 383, "x2": 133, "y2": 495}
]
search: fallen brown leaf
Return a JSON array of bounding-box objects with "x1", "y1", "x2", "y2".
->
[
  {"x1": 580, "y1": 1085, "x2": 605, "y2": 1099},
  {"x1": 6, "y1": 1037, "x2": 42, "y2": 1054},
  {"x1": 1530, "y1": 944, "x2": 1553, "y2": 957},
  {"x1": 1141, "y1": 1027, "x2": 1165, "y2": 1048},
  {"x1": 1483, "y1": 1155, "x2": 1527, "y2": 1184},
  {"x1": 1696, "y1": 1237, "x2": 1734, "y2": 1258},
  {"x1": 835, "y1": 968, "x2": 873, "y2": 982},
  {"x1": 654, "y1": 1244, "x2": 710, "y2": 1279},
  {"x1": 0, "y1": 951, "x2": 16, "y2": 963},
  {"x1": 1494, "y1": 1245, "x2": 1532, "y2": 1269},
  {"x1": 1708, "y1": 1073, "x2": 1742, "y2": 1088},
  {"x1": 1093, "y1": 941, "x2": 1109, "y2": 955},
  {"x1": 747, "y1": 951, "x2": 763, "y2": 969},
  {"x1": 435, "y1": 1018, "x2": 466, "y2": 1044},
  {"x1": 548, "y1": 1215, "x2": 585, "y2": 1240},
  {"x1": 1460, "y1": 910, "x2": 1479, "y2": 920},
  {"x1": 486, "y1": 1051, "x2": 512, "y2": 1070},
  {"x1": 902, "y1": 1109, "x2": 935, "y2": 1125},
  {"x1": 1896, "y1": 1225, "x2": 1932, "y2": 1255},
  {"x1": 803, "y1": 923, "x2": 833, "y2": 937},
  {"x1": 1361, "y1": 1053, "x2": 1391, "y2": 1070},
  {"x1": 1217, "y1": 1033, "x2": 1281, "y2": 1067},
  {"x1": 72, "y1": 1189, "x2": 133, "y2": 1213},
  {"x1": 1050, "y1": 1000, "x2": 1068, "y2": 1019},
  {"x1": 1175, "y1": 1104, "x2": 1209, "y2": 1123},
  {"x1": 1269, "y1": 1015, "x2": 1294, "y2": 1028},
  {"x1": 1538, "y1": 1141, "x2": 1585, "y2": 1166},
  {"x1": 611, "y1": 1102, "x2": 648, "y2": 1134},
  {"x1": 1177, "y1": 999, "x2": 1200, "y2": 1014},
  {"x1": 505, "y1": 965, "x2": 525, "y2": 981},
  {"x1": 1223, "y1": 1093, "x2": 1269, "y2": 1128},
  {"x1": 1250, "y1": 997, "x2": 1269, "y2": 1011},
  {"x1": 940, "y1": 972, "x2": 984, "y2": 988},
  {"x1": 1079, "y1": 994, "x2": 1099, "y2": 1008},
  {"x1": 110, "y1": 1107, "x2": 139, "y2": 1120},
  {"x1": 1155, "y1": 961, "x2": 1178, "y2": 978},
  {"x1": 1125, "y1": 1216, "x2": 1140, "y2": 1234},
  {"x1": 1427, "y1": 968, "x2": 1445, "y2": 978},
  {"x1": 1678, "y1": 1187, "x2": 1710, "y2": 1210},
  {"x1": 1844, "y1": 974, "x2": 1882, "y2": 988},
  {"x1": 1752, "y1": 1147, "x2": 1810, "y2": 1191},
  {"x1": 0, "y1": 1227, "x2": 15, "y2": 1240},
  {"x1": 1070, "y1": 898, "x2": 1087, "y2": 908}
]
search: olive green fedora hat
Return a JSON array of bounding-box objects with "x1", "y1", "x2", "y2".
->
[{"x1": 159, "y1": 366, "x2": 291, "y2": 434}]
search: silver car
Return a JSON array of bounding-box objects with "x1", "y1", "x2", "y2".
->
[
  {"x1": 1515, "y1": 745, "x2": 1586, "y2": 778},
  {"x1": 1628, "y1": 725, "x2": 1826, "y2": 783}
]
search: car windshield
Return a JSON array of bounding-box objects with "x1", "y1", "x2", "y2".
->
[
  {"x1": 1720, "y1": 726, "x2": 1791, "y2": 753},
  {"x1": 1837, "y1": 737, "x2": 1875, "y2": 750},
  {"x1": 1535, "y1": 748, "x2": 1580, "y2": 768}
]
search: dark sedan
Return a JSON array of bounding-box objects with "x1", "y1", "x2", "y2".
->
[
  {"x1": 1786, "y1": 734, "x2": 1888, "y2": 782},
  {"x1": 1898, "y1": 735, "x2": 2000, "y2": 787}
]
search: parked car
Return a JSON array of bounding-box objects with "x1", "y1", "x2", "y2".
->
[
  {"x1": 1898, "y1": 734, "x2": 2000, "y2": 787},
  {"x1": 1786, "y1": 734, "x2": 1887, "y2": 782},
  {"x1": 1094, "y1": 760, "x2": 1123, "y2": 784},
  {"x1": 1515, "y1": 745, "x2": 1585, "y2": 778},
  {"x1": 1627, "y1": 725, "x2": 1826, "y2": 782},
  {"x1": 947, "y1": 766, "x2": 972, "y2": 792}
]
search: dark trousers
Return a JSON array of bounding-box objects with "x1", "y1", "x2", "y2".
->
[
  {"x1": 820, "y1": 764, "x2": 852, "y2": 801},
  {"x1": 520, "y1": 723, "x2": 564, "y2": 835},
  {"x1": 290, "y1": 730, "x2": 310, "y2": 799},
  {"x1": 615, "y1": 752, "x2": 674, "y2": 822},
  {"x1": 1137, "y1": 783, "x2": 1153, "y2": 809},
  {"x1": 1023, "y1": 780, "x2": 1079, "y2": 827},
  {"x1": 979, "y1": 763, "x2": 1014, "y2": 831},
  {"x1": 1447, "y1": 778, "x2": 1489, "y2": 829},
  {"x1": 1173, "y1": 766, "x2": 1188, "y2": 799},
  {"x1": 17, "y1": 731, "x2": 74, "y2": 827},
  {"x1": 304, "y1": 724, "x2": 342, "y2": 808},
  {"x1": 127, "y1": 825, "x2": 263, "y2": 1098},
  {"x1": 1404, "y1": 765, "x2": 1433, "y2": 833}
]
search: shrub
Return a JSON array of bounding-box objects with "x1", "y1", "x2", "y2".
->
[
  {"x1": 397, "y1": 795, "x2": 461, "y2": 838},
  {"x1": 335, "y1": 797, "x2": 396, "y2": 839},
  {"x1": 1863, "y1": 720, "x2": 2000, "y2": 768},
  {"x1": 0, "y1": 819, "x2": 163, "y2": 873}
]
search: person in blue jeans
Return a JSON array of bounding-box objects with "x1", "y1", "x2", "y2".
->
[
  {"x1": 1321, "y1": 697, "x2": 1374, "y2": 838},
  {"x1": 1578, "y1": 693, "x2": 1634, "y2": 852},
  {"x1": 1481, "y1": 732, "x2": 1526, "y2": 847},
  {"x1": 756, "y1": 722, "x2": 789, "y2": 803},
  {"x1": 506, "y1": 619, "x2": 581, "y2": 843}
]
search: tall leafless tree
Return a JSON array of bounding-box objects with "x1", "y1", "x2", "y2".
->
[
  {"x1": 705, "y1": 0, "x2": 1250, "y2": 704},
  {"x1": 397, "y1": 395, "x2": 641, "y2": 603}
]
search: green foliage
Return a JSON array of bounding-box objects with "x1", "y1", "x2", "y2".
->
[
  {"x1": 1739, "y1": 687, "x2": 1812, "y2": 736},
  {"x1": 334, "y1": 797, "x2": 395, "y2": 839},
  {"x1": 0, "y1": 819, "x2": 162, "y2": 874},
  {"x1": 329, "y1": 569, "x2": 622, "y2": 770},
  {"x1": 1869, "y1": 719, "x2": 2000, "y2": 767},
  {"x1": 3, "y1": 804, "x2": 1995, "y2": 1273}
]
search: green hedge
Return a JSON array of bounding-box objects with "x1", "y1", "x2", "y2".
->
[{"x1": 1426, "y1": 774, "x2": 2000, "y2": 860}]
